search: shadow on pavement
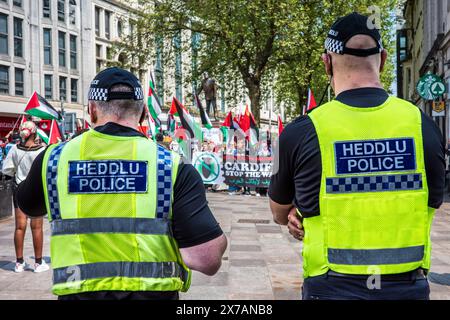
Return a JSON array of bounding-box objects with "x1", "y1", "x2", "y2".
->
[
  {"x1": 0, "y1": 261, "x2": 15, "y2": 272},
  {"x1": 429, "y1": 272, "x2": 450, "y2": 286}
]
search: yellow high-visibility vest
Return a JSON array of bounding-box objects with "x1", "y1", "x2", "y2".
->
[
  {"x1": 303, "y1": 96, "x2": 433, "y2": 278},
  {"x1": 42, "y1": 129, "x2": 191, "y2": 296}
]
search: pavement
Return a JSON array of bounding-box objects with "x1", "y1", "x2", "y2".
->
[{"x1": 0, "y1": 192, "x2": 449, "y2": 300}]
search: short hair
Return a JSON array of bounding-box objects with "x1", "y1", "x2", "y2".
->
[
  {"x1": 93, "y1": 84, "x2": 144, "y2": 121},
  {"x1": 155, "y1": 133, "x2": 164, "y2": 142}
]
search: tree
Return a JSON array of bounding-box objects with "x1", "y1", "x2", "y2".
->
[{"x1": 113, "y1": 0, "x2": 397, "y2": 123}]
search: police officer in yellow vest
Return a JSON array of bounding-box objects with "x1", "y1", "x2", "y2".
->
[
  {"x1": 269, "y1": 13, "x2": 445, "y2": 300},
  {"x1": 17, "y1": 67, "x2": 227, "y2": 300}
]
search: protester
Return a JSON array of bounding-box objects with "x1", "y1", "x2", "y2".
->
[{"x1": 1, "y1": 121, "x2": 48, "y2": 273}]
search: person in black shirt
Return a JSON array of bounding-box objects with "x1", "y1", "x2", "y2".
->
[
  {"x1": 17, "y1": 68, "x2": 227, "y2": 300},
  {"x1": 269, "y1": 13, "x2": 445, "y2": 300}
]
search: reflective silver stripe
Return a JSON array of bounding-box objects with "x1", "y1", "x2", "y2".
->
[
  {"x1": 328, "y1": 246, "x2": 425, "y2": 265},
  {"x1": 51, "y1": 218, "x2": 172, "y2": 236},
  {"x1": 53, "y1": 261, "x2": 188, "y2": 284}
]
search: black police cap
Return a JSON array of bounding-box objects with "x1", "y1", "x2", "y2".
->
[
  {"x1": 88, "y1": 67, "x2": 144, "y2": 101},
  {"x1": 325, "y1": 12, "x2": 383, "y2": 57}
]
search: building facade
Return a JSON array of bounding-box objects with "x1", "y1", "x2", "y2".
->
[
  {"x1": 398, "y1": 0, "x2": 450, "y2": 144},
  {"x1": 0, "y1": 0, "x2": 146, "y2": 137},
  {"x1": 0, "y1": 0, "x2": 281, "y2": 138}
]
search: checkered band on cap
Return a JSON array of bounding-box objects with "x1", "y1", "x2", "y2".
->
[
  {"x1": 88, "y1": 88, "x2": 108, "y2": 101},
  {"x1": 135, "y1": 87, "x2": 144, "y2": 100},
  {"x1": 325, "y1": 37, "x2": 344, "y2": 54},
  {"x1": 46, "y1": 143, "x2": 67, "y2": 220},
  {"x1": 156, "y1": 145, "x2": 173, "y2": 219}
]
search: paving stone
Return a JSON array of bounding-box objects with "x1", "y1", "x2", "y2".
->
[{"x1": 1, "y1": 193, "x2": 450, "y2": 300}]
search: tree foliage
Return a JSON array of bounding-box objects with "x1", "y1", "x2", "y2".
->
[{"x1": 113, "y1": 0, "x2": 398, "y2": 123}]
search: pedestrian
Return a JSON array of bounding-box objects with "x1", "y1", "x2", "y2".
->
[
  {"x1": 1, "y1": 121, "x2": 48, "y2": 273},
  {"x1": 269, "y1": 12, "x2": 445, "y2": 300},
  {"x1": 17, "y1": 67, "x2": 227, "y2": 300}
]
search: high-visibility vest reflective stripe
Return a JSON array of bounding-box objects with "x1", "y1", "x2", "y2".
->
[
  {"x1": 53, "y1": 261, "x2": 189, "y2": 284},
  {"x1": 304, "y1": 96, "x2": 434, "y2": 278},
  {"x1": 51, "y1": 218, "x2": 173, "y2": 236},
  {"x1": 42, "y1": 129, "x2": 191, "y2": 295}
]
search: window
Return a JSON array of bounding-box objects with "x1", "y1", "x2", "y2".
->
[
  {"x1": 58, "y1": 0, "x2": 65, "y2": 22},
  {"x1": 96, "y1": 44, "x2": 102, "y2": 71},
  {"x1": 13, "y1": 0, "x2": 22, "y2": 7},
  {"x1": 43, "y1": 0, "x2": 51, "y2": 19},
  {"x1": 58, "y1": 31, "x2": 66, "y2": 67},
  {"x1": 44, "y1": 75, "x2": 52, "y2": 99},
  {"x1": 105, "y1": 11, "x2": 111, "y2": 39},
  {"x1": 95, "y1": 7, "x2": 100, "y2": 36},
  {"x1": 117, "y1": 20, "x2": 123, "y2": 37},
  {"x1": 59, "y1": 76, "x2": 66, "y2": 101},
  {"x1": 69, "y1": 0, "x2": 76, "y2": 25},
  {"x1": 14, "y1": 68, "x2": 23, "y2": 96},
  {"x1": 106, "y1": 46, "x2": 112, "y2": 60},
  {"x1": 0, "y1": 65, "x2": 9, "y2": 94},
  {"x1": 13, "y1": 18, "x2": 23, "y2": 57},
  {"x1": 43, "y1": 28, "x2": 52, "y2": 65},
  {"x1": 0, "y1": 14, "x2": 8, "y2": 55},
  {"x1": 70, "y1": 35, "x2": 77, "y2": 69},
  {"x1": 71, "y1": 78, "x2": 77, "y2": 102}
]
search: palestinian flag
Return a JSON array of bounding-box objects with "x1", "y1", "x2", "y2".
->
[
  {"x1": 240, "y1": 105, "x2": 259, "y2": 146},
  {"x1": 76, "y1": 119, "x2": 90, "y2": 131},
  {"x1": 169, "y1": 97, "x2": 202, "y2": 141},
  {"x1": 36, "y1": 128, "x2": 49, "y2": 144},
  {"x1": 147, "y1": 72, "x2": 162, "y2": 128},
  {"x1": 278, "y1": 115, "x2": 284, "y2": 136},
  {"x1": 48, "y1": 119, "x2": 63, "y2": 144},
  {"x1": 24, "y1": 91, "x2": 61, "y2": 120},
  {"x1": 306, "y1": 88, "x2": 317, "y2": 113},
  {"x1": 194, "y1": 93, "x2": 212, "y2": 129}
]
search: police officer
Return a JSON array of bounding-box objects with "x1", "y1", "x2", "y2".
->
[
  {"x1": 17, "y1": 67, "x2": 227, "y2": 300},
  {"x1": 269, "y1": 13, "x2": 445, "y2": 300}
]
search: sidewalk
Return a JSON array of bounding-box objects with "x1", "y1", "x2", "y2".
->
[{"x1": 0, "y1": 193, "x2": 449, "y2": 300}]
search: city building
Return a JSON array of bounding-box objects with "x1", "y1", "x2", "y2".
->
[
  {"x1": 0, "y1": 0, "x2": 281, "y2": 138},
  {"x1": 0, "y1": 0, "x2": 143, "y2": 137}
]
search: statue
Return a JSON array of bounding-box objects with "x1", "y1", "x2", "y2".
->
[{"x1": 197, "y1": 72, "x2": 218, "y2": 121}]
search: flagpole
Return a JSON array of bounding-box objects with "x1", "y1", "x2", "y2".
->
[{"x1": 60, "y1": 101, "x2": 65, "y2": 139}]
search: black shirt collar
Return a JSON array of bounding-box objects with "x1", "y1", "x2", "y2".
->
[
  {"x1": 94, "y1": 122, "x2": 146, "y2": 137},
  {"x1": 335, "y1": 87, "x2": 389, "y2": 108}
]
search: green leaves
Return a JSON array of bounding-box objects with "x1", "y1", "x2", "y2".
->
[{"x1": 113, "y1": 0, "x2": 397, "y2": 122}]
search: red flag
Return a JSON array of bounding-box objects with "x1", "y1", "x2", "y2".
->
[
  {"x1": 19, "y1": 115, "x2": 28, "y2": 126},
  {"x1": 83, "y1": 119, "x2": 90, "y2": 129},
  {"x1": 278, "y1": 115, "x2": 284, "y2": 136},
  {"x1": 38, "y1": 120, "x2": 51, "y2": 133},
  {"x1": 222, "y1": 111, "x2": 233, "y2": 128},
  {"x1": 48, "y1": 120, "x2": 62, "y2": 144},
  {"x1": 307, "y1": 88, "x2": 317, "y2": 112}
]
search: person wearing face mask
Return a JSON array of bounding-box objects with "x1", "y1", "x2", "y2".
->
[{"x1": 1, "y1": 121, "x2": 47, "y2": 273}]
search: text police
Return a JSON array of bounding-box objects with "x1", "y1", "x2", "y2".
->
[
  {"x1": 334, "y1": 138, "x2": 416, "y2": 175},
  {"x1": 68, "y1": 160, "x2": 148, "y2": 194}
]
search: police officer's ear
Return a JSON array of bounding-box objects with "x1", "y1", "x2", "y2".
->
[
  {"x1": 139, "y1": 105, "x2": 146, "y2": 125},
  {"x1": 321, "y1": 53, "x2": 333, "y2": 77},
  {"x1": 379, "y1": 49, "x2": 388, "y2": 73},
  {"x1": 88, "y1": 101, "x2": 98, "y2": 125}
]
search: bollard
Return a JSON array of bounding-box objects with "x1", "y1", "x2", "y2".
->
[{"x1": 0, "y1": 174, "x2": 13, "y2": 220}]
